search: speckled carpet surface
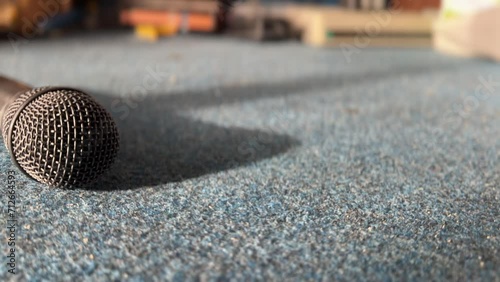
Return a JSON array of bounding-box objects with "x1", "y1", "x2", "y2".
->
[{"x1": 0, "y1": 32, "x2": 499, "y2": 281}]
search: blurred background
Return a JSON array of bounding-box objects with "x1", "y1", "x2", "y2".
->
[
  {"x1": 0, "y1": 1, "x2": 499, "y2": 280},
  {"x1": 0, "y1": 0, "x2": 498, "y2": 60}
]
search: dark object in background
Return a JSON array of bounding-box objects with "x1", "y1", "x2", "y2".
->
[
  {"x1": 391, "y1": 0, "x2": 440, "y2": 10},
  {"x1": 38, "y1": 0, "x2": 122, "y2": 33},
  {"x1": 225, "y1": 0, "x2": 297, "y2": 41},
  {"x1": 340, "y1": 0, "x2": 358, "y2": 9},
  {"x1": 0, "y1": 76, "x2": 119, "y2": 188},
  {"x1": 39, "y1": 0, "x2": 86, "y2": 32},
  {"x1": 341, "y1": 0, "x2": 388, "y2": 10},
  {"x1": 342, "y1": 0, "x2": 440, "y2": 10}
]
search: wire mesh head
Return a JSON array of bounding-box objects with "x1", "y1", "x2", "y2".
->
[{"x1": 2, "y1": 87, "x2": 119, "y2": 188}]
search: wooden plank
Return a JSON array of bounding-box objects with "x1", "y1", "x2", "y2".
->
[
  {"x1": 301, "y1": 12, "x2": 327, "y2": 47},
  {"x1": 328, "y1": 35, "x2": 432, "y2": 48},
  {"x1": 283, "y1": 5, "x2": 436, "y2": 35},
  {"x1": 231, "y1": 3, "x2": 437, "y2": 47},
  {"x1": 233, "y1": 3, "x2": 437, "y2": 47}
]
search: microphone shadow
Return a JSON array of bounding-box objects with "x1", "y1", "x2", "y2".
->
[
  {"x1": 89, "y1": 61, "x2": 459, "y2": 191},
  {"x1": 91, "y1": 92, "x2": 300, "y2": 191}
]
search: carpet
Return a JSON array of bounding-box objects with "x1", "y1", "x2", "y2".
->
[{"x1": 0, "y1": 32, "x2": 498, "y2": 281}]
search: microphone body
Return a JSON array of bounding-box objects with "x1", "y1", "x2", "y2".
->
[
  {"x1": 0, "y1": 76, "x2": 119, "y2": 188},
  {"x1": 0, "y1": 77, "x2": 31, "y2": 120}
]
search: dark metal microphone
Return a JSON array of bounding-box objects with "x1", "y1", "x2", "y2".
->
[{"x1": 0, "y1": 76, "x2": 119, "y2": 188}]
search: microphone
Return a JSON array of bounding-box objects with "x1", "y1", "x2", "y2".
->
[{"x1": 0, "y1": 76, "x2": 119, "y2": 188}]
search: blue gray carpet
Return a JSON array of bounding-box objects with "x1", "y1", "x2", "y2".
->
[{"x1": 0, "y1": 32, "x2": 499, "y2": 281}]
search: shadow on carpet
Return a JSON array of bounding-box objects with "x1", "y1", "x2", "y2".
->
[
  {"x1": 92, "y1": 62, "x2": 457, "y2": 191},
  {"x1": 92, "y1": 92, "x2": 300, "y2": 191}
]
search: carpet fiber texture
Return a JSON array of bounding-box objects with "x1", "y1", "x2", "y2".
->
[{"x1": 0, "y1": 33, "x2": 498, "y2": 281}]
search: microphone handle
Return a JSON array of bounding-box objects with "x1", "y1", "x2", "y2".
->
[{"x1": 0, "y1": 76, "x2": 32, "y2": 128}]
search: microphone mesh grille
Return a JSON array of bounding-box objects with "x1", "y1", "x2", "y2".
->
[{"x1": 2, "y1": 88, "x2": 119, "y2": 188}]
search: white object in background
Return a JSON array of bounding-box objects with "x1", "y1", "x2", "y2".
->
[
  {"x1": 441, "y1": 0, "x2": 499, "y2": 17},
  {"x1": 434, "y1": 6, "x2": 500, "y2": 61}
]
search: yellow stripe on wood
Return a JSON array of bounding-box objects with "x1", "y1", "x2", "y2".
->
[
  {"x1": 135, "y1": 25, "x2": 160, "y2": 41},
  {"x1": 134, "y1": 24, "x2": 179, "y2": 41}
]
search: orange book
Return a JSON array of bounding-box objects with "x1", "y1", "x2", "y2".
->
[{"x1": 121, "y1": 9, "x2": 215, "y2": 32}]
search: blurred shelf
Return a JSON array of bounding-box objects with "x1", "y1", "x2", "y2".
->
[
  {"x1": 121, "y1": 9, "x2": 216, "y2": 41},
  {"x1": 122, "y1": 0, "x2": 219, "y2": 14},
  {"x1": 327, "y1": 35, "x2": 432, "y2": 48},
  {"x1": 232, "y1": 3, "x2": 438, "y2": 47}
]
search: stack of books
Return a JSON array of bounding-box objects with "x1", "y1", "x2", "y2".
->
[{"x1": 120, "y1": 0, "x2": 220, "y2": 41}]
